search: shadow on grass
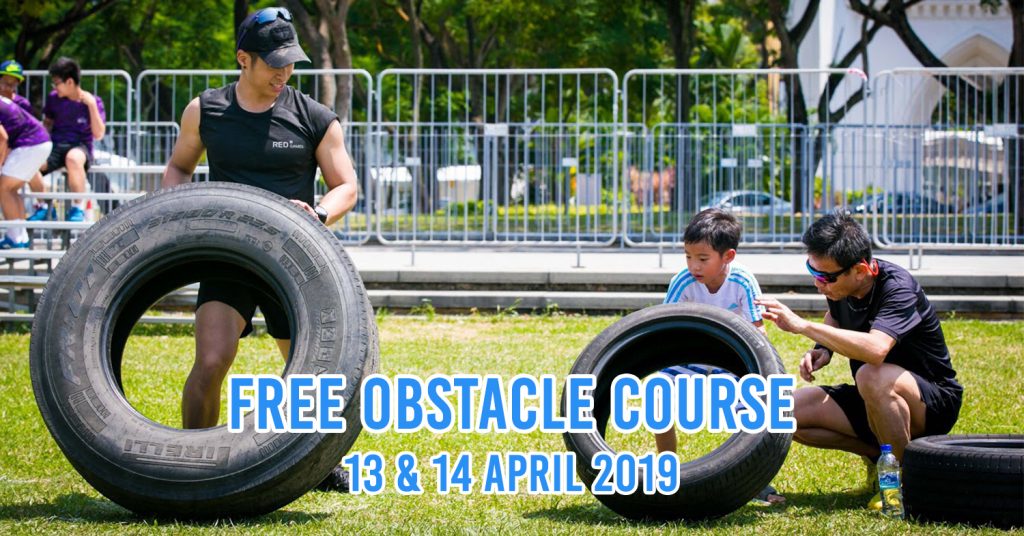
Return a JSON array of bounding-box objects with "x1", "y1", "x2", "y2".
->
[
  {"x1": 0, "y1": 492, "x2": 328, "y2": 526},
  {"x1": 525, "y1": 490, "x2": 868, "y2": 528}
]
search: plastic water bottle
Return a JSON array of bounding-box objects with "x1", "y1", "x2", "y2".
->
[{"x1": 877, "y1": 444, "x2": 905, "y2": 519}]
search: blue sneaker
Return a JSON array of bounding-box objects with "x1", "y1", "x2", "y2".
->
[
  {"x1": 0, "y1": 236, "x2": 30, "y2": 249},
  {"x1": 66, "y1": 206, "x2": 86, "y2": 222},
  {"x1": 27, "y1": 205, "x2": 53, "y2": 221}
]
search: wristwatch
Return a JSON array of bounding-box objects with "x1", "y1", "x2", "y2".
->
[{"x1": 314, "y1": 205, "x2": 329, "y2": 224}]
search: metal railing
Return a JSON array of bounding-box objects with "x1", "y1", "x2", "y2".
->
[
  {"x1": 871, "y1": 68, "x2": 1024, "y2": 249},
  {"x1": 375, "y1": 68, "x2": 620, "y2": 245},
  {"x1": 2, "y1": 67, "x2": 1020, "y2": 251},
  {"x1": 621, "y1": 68, "x2": 871, "y2": 247}
]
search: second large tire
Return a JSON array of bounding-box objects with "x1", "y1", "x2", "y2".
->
[
  {"x1": 903, "y1": 434, "x2": 1023, "y2": 528},
  {"x1": 562, "y1": 303, "x2": 792, "y2": 521},
  {"x1": 30, "y1": 182, "x2": 379, "y2": 518}
]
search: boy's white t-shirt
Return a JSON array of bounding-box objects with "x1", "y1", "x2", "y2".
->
[{"x1": 663, "y1": 262, "x2": 764, "y2": 323}]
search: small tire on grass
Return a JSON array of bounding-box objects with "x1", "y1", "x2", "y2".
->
[
  {"x1": 30, "y1": 182, "x2": 379, "y2": 519},
  {"x1": 562, "y1": 303, "x2": 792, "y2": 521},
  {"x1": 903, "y1": 434, "x2": 1024, "y2": 529}
]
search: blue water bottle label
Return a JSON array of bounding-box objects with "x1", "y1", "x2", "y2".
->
[{"x1": 878, "y1": 472, "x2": 899, "y2": 490}]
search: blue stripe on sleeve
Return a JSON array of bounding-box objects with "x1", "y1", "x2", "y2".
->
[
  {"x1": 664, "y1": 270, "x2": 695, "y2": 304},
  {"x1": 727, "y1": 274, "x2": 762, "y2": 322}
]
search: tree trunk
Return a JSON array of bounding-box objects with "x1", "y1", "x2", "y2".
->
[
  {"x1": 1009, "y1": 0, "x2": 1023, "y2": 235},
  {"x1": 14, "y1": 0, "x2": 118, "y2": 66},
  {"x1": 404, "y1": 0, "x2": 431, "y2": 213},
  {"x1": 770, "y1": 3, "x2": 812, "y2": 213},
  {"x1": 660, "y1": 0, "x2": 697, "y2": 213},
  {"x1": 661, "y1": 0, "x2": 696, "y2": 122},
  {"x1": 317, "y1": 0, "x2": 354, "y2": 121},
  {"x1": 848, "y1": 1, "x2": 984, "y2": 102},
  {"x1": 286, "y1": 0, "x2": 337, "y2": 108}
]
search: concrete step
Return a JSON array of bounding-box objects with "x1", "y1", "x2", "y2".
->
[
  {"x1": 357, "y1": 269, "x2": 1023, "y2": 295},
  {"x1": 366, "y1": 290, "x2": 1023, "y2": 316}
]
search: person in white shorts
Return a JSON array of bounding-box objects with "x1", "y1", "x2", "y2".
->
[{"x1": 0, "y1": 95, "x2": 52, "y2": 249}]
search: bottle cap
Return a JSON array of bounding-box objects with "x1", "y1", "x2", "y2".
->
[{"x1": 880, "y1": 444, "x2": 892, "y2": 453}]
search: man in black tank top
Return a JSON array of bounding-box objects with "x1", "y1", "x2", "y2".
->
[
  {"x1": 755, "y1": 211, "x2": 962, "y2": 508},
  {"x1": 161, "y1": 7, "x2": 358, "y2": 491}
]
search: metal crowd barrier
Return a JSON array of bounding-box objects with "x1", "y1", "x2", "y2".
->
[
  {"x1": 374, "y1": 68, "x2": 620, "y2": 245},
  {"x1": 1, "y1": 67, "x2": 1020, "y2": 253},
  {"x1": 871, "y1": 68, "x2": 1024, "y2": 249},
  {"x1": 621, "y1": 68, "x2": 871, "y2": 247}
]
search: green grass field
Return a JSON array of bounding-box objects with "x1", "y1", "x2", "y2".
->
[{"x1": 1, "y1": 316, "x2": 1021, "y2": 534}]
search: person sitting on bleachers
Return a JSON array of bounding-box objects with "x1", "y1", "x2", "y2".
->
[
  {"x1": 0, "y1": 95, "x2": 51, "y2": 248},
  {"x1": 37, "y1": 57, "x2": 105, "y2": 222},
  {"x1": 0, "y1": 59, "x2": 55, "y2": 222}
]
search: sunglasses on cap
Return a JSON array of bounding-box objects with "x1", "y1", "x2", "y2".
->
[
  {"x1": 806, "y1": 259, "x2": 860, "y2": 284},
  {"x1": 236, "y1": 7, "x2": 293, "y2": 49}
]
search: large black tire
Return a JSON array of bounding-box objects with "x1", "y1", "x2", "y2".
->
[
  {"x1": 903, "y1": 434, "x2": 1023, "y2": 528},
  {"x1": 562, "y1": 303, "x2": 792, "y2": 521},
  {"x1": 30, "y1": 182, "x2": 379, "y2": 518}
]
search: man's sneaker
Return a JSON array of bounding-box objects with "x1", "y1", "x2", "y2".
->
[
  {"x1": 867, "y1": 491, "x2": 883, "y2": 511},
  {"x1": 862, "y1": 455, "x2": 879, "y2": 493},
  {"x1": 66, "y1": 206, "x2": 86, "y2": 222},
  {"x1": 314, "y1": 465, "x2": 351, "y2": 493},
  {"x1": 0, "y1": 236, "x2": 30, "y2": 249},
  {"x1": 27, "y1": 205, "x2": 53, "y2": 221},
  {"x1": 862, "y1": 455, "x2": 882, "y2": 510}
]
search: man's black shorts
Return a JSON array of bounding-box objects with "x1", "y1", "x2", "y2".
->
[
  {"x1": 45, "y1": 142, "x2": 93, "y2": 173},
  {"x1": 196, "y1": 279, "x2": 290, "y2": 339},
  {"x1": 821, "y1": 373, "x2": 962, "y2": 447}
]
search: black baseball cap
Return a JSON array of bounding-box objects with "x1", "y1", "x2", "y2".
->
[{"x1": 236, "y1": 7, "x2": 311, "y2": 68}]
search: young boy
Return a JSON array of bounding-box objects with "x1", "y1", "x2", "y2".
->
[
  {"x1": 655, "y1": 208, "x2": 784, "y2": 506},
  {"x1": 39, "y1": 57, "x2": 105, "y2": 222}
]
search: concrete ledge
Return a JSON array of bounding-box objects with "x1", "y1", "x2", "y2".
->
[
  {"x1": 366, "y1": 291, "x2": 1023, "y2": 315},
  {"x1": 359, "y1": 269, "x2": 1022, "y2": 292}
]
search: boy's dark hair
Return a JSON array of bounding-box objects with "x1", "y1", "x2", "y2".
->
[
  {"x1": 802, "y1": 209, "x2": 872, "y2": 268},
  {"x1": 48, "y1": 57, "x2": 80, "y2": 85},
  {"x1": 683, "y1": 208, "x2": 741, "y2": 254}
]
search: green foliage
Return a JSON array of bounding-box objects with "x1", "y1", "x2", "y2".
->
[
  {"x1": 540, "y1": 302, "x2": 563, "y2": 317},
  {"x1": 0, "y1": 0, "x2": 238, "y2": 71},
  {"x1": 409, "y1": 298, "x2": 436, "y2": 320},
  {"x1": 493, "y1": 298, "x2": 522, "y2": 319},
  {"x1": 438, "y1": 200, "x2": 492, "y2": 217},
  {"x1": 694, "y1": 19, "x2": 760, "y2": 69}
]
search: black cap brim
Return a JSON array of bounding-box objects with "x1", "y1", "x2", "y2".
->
[{"x1": 259, "y1": 44, "x2": 311, "y2": 68}]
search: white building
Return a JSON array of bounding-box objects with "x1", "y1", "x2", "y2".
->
[
  {"x1": 794, "y1": 0, "x2": 1012, "y2": 120},
  {"x1": 790, "y1": 0, "x2": 1014, "y2": 206}
]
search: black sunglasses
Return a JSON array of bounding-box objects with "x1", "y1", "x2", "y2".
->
[
  {"x1": 236, "y1": 7, "x2": 293, "y2": 50},
  {"x1": 806, "y1": 259, "x2": 860, "y2": 284}
]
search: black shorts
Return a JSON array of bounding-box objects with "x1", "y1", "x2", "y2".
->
[
  {"x1": 196, "y1": 279, "x2": 290, "y2": 340},
  {"x1": 45, "y1": 142, "x2": 93, "y2": 173},
  {"x1": 821, "y1": 373, "x2": 962, "y2": 447}
]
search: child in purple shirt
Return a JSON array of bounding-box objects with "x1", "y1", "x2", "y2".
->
[
  {"x1": 0, "y1": 60, "x2": 32, "y2": 115},
  {"x1": 0, "y1": 59, "x2": 53, "y2": 221},
  {"x1": 0, "y1": 95, "x2": 51, "y2": 248},
  {"x1": 38, "y1": 57, "x2": 105, "y2": 222}
]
